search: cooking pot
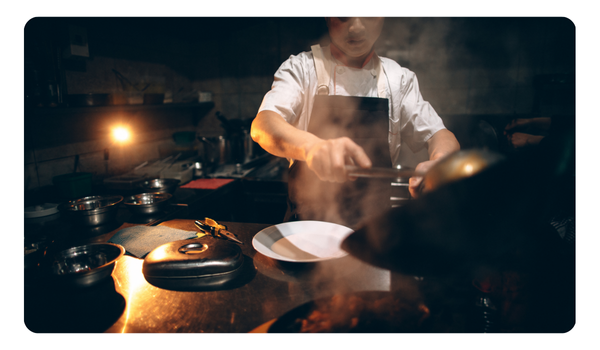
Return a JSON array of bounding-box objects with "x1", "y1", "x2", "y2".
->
[
  {"x1": 200, "y1": 135, "x2": 229, "y2": 166},
  {"x1": 211, "y1": 112, "x2": 255, "y2": 164}
]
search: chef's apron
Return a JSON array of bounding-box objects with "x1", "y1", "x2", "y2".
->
[{"x1": 284, "y1": 45, "x2": 392, "y2": 228}]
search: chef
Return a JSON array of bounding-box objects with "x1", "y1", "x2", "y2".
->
[{"x1": 251, "y1": 17, "x2": 460, "y2": 227}]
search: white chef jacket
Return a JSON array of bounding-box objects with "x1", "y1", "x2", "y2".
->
[{"x1": 258, "y1": 45, "x2": 446, "y2": 166}]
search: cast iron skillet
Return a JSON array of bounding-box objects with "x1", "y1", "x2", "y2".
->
[{"x1": 268, "y1": 291, "x2": 429, "y2": 333}]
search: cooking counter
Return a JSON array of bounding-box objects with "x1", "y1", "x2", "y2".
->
[
  {"x1": 24, "y1": 156, "x2": 575, "y2": 333},
  {"x1": 24, "y1": 156, "x2": 290, "y2": 255},
  {"x1": 25, "y1": 219, "x2": 394, "y2": 333}
]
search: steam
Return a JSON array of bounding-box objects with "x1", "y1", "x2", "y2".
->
[{"x1": 292, "y1": 95, "x2": 394, "y2": 228}]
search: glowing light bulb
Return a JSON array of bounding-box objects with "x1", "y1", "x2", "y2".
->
[{"x1": 113, "y1": 127, "x2": 130, "y2": 143}]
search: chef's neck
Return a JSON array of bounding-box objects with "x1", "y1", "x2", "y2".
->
[{"x1": 330, "y1": 43, "x2": 375, "y2": 69}]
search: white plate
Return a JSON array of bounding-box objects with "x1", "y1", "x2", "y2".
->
[
  {"x1": 25, "y1": 203, "x2": 59, "y2": 219},
  {"x1": 252, "y1": 221, "x2": 354, "y2": 263}
]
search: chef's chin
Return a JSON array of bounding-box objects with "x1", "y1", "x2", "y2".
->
[{"x1": 343, "y1": 45, "x2": 370, "y2": 58}]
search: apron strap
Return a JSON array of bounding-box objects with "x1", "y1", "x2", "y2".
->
[
  {"x1": 311, "y1": 44, "x2": 388, "y2": 98},
  {"x1": 373, "y1": 55, "x2": 388, "y2": 99},
  {"x1": 311, "y1": 44, "x2": 331, "y2": 95}
]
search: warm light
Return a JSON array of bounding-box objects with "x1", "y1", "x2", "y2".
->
[
  {"x1": 464, "y1": 163, "x2": 474, "y2": 174},
  {"x1": 112, "y1": 127, "x2": 131, "y2": 143}
]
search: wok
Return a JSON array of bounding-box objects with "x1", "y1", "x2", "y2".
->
[{"x1": 341, "y1": 149, "x2": 557, "y2": 277}]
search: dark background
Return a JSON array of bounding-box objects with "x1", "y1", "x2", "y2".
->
[{"x1": 24, "y1": 17, "x2": 575, "y2": 191}]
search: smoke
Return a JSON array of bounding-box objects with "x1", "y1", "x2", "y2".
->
[{"x1": 291, "y1": 95, "x2": 394, "y2": 228}]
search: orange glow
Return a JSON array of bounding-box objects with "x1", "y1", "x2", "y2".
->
[
  {"x1": 463, "y1": 163, "x2": 474, "y2": 175},
  {"x1": 112, "y1": 258, "x2": 147, "y2": 333},
  {"x1": 112, "y1": 126, "x2": 131, "y2": 143}
]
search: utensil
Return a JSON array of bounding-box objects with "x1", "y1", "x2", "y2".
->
[
  {"x1": 345, "y1": 165, "x2": 420, "y2": 179},
  {"x1": 347, "y1": 149, "x2": 502, "y2": 183},
  {"x1": 59, "y1": 195, "x2": 123, "y2": 226},
  {"x1": 195, "y1": 218, "x2": 243, "y2": 245},
  {"x1": 418, "y1": 149, "x2": 505, "y2": 194},
  {"x1": 50, "y1": 243, "x2": 125, "y2": 288},
  {"x1": 252, "y1": 221, "x2": 353, "y2": 263},
  {"x1": 200, "y1": 135, "x2": 230, "y2": 166},
  {"x1": 340, "y1": 150, "x2": 554, "y2": 278},
  {"x1": 124, "y1": 192, "x2": 172, "y2": 215}
]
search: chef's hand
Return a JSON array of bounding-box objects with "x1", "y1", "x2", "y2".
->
[
  {"x1": 409, "y1": 129, "x2": 461, "y2": 198},
  {"x1": 305, "y1": 137, "x2": 372, "y2": 183},
  {"x1": 408, "y1": 159, "x2": 439, "y2": 198},
  {"x1": 506, "y1": 132, "x2": 545, "y2": 149},
  {"x1": 504, "y1": 117, "x2": 550, "y2": 150},
  {"x1": 504, "y1": 117, "x2": 551, "y2": 134}
]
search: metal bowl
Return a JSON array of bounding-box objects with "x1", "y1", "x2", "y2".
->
[
  {"x1": 137, "y1": 178, "x2": 180, "y2": 194},
  {"x1": 124, "y1": 192, "x2": 172, "y2": 215},
  {"x1": 59, "y1": 195, "x2": 123, "y2": 226},
  {"x1": 50, "y1": 243, "x2": 125, "y2": 288}
]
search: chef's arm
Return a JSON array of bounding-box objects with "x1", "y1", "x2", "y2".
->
[
  {"x1": 251, "y1": 110, "x2": 319, "y2": 161},
  {"x1": 409, "y1": 129, "x2": 460, "y2": 198},
  {"x1": 426, "y1": 129, "x2": 460, "y2": 162},
  {"x1": 251, "y1": 110, "x2": 372, "y2": 182}
]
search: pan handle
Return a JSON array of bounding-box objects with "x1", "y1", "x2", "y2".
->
[{"x1": 345, "y1": 165, "x2": 419, "y2": 179}]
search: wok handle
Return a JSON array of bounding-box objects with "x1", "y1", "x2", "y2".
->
[{"x1": 345, "y1": 165, "x2": 419, "y2": 179}]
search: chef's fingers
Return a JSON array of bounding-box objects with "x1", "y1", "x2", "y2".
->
[
  {"x1": 306, "y1": 140, "x2": 331, "y2": 181},
  {"x1": 505, "y1": 118, "x2": 531, "y2": 132},
  {"x1": 408, "y1": 175, "x2": 423, "y2": 198},
  {"x1": 330, "y1": 157, "x2": 347, "y2": 183},
  {"x1": 313, "y1": 156, "x2": 332, "y2": 182},
  {"x1": 330, "y1": 141, "x2": 353, "y2": 183},
  {"x1": 504, "y1": 119, "x2": 516, "y2": 131},
  {"x1": 344, "y1": 156, "x2": 358, "y2": 181},
  {"x1": 343, "y1": 138, "x2": 372, "y2": 169},
  {"x1": 307, "y1": 138, "x2": 369, "y2": 183},
  {"x1": 409, "y1": 159, "x2": 436, "y2": 198}
]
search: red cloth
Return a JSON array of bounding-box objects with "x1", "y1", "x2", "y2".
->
[{"x1": 180, "y1": 178, "x2": 234, "y2": 190}]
